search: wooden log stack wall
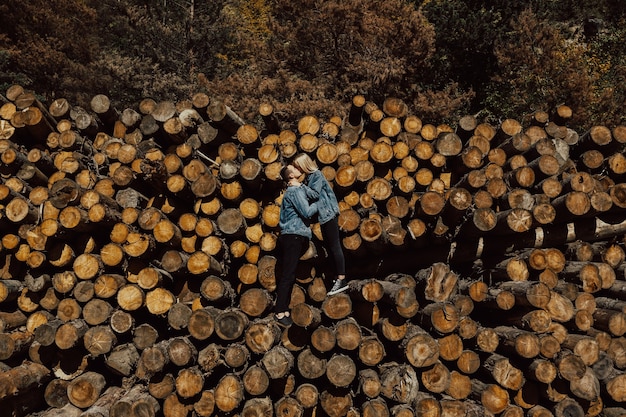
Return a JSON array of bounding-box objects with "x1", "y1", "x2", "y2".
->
[{"x1": 0, "y1": 84, "x2": 626, "y2": 417}]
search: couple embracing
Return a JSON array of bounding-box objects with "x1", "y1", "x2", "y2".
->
[{"x1": 274, "y1": 153, "x2": 347, "y2": 327}]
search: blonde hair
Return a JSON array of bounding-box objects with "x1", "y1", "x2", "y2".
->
[{"x1": 293, "y1": 153, "x2": 319, "y2": 174}]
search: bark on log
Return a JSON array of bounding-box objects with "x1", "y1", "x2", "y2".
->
[
  {"x1": 80, "y1": 386, "x2": 126, "y2": 417},
  {"x1": 0, "y1": 360, "x2": 51, "y2": 399}
]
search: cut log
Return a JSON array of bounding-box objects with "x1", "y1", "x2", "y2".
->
[
  {"x1": 0, "y1": 360, "x2": 51, "y2": 399},
  {"x1": 110, "y1": 385, "x2": 160, "y2": 417},
  {"x1": 418, "y1": 302, "x2": 460, "y2": 334},
  {"x1": 67, "y1": 371, "x2": 106, "y2": 409},
  {"x1": 483, "y1": 353, "x2": 525, "y2": 390},
  {"x1": 214, "y1": 308, "x2": 248, "y2": 341},
  {"x1": 80, "y1": 386, "x2": 126, "y2": 417},
  {"x1": 471, "y1": 379, "x2": 510, "y2": 414},
  {"x1": 40, "y1": 404, "x2": 83, "y2": 417},
  {"x1": 174, "y1": 366, "x2": 204, "y2": 399},
  {"x1": 103, "y1": 343, "x2": 138, "y2": 377},
  {"x1": 494, "y1": 326, "x2": 540, "y2": 359},
  {"x1": 403, "y1": 326, "x2": 439, "y2": 368},
  {"x1": 83, "y1": 325, "x2": 116, "y2": 356}
]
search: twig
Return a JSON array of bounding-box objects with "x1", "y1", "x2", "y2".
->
[{"x1": 196, "y1": 150, "x2": 219, "y2": 167}]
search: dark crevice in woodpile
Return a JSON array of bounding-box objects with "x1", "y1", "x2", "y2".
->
[{"x1": 1, "y1": 88, "x2": 626, "y2": 416}]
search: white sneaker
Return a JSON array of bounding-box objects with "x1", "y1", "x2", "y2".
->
[{"x1": 328, "y1": 279, "x2": 348, "y2": 295}]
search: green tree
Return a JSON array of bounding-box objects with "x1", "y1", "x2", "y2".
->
[
  {"x1": 0, "y1": 0, "x2": 101, "y2": 105},
  {"x1": 487, "y1": 8, "x2": 625, "y2": 129},
  {"x1": 421, "y1": 0, "x2": 506, "y2": 114},
  {"x1": 0, "y1": 0, "x2": 623, "y2": 128},
  {"x1": 201, "y1": 0, "x2": 473, "y2": 124},
  {"x1": 582, "y1": 20, "x2": 626, "y2": 127},
  {"x1": 86, "y1": 0, "x2": 231, "y2": 106}
]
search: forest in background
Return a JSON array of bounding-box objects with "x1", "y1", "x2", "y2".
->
[{"x1": 0, "y1": 0, "x2": 625, "y2": 130}]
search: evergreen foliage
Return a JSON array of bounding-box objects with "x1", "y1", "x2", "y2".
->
[{"x1": 0, "y1": 0, "x2": 624, "y2": 129}]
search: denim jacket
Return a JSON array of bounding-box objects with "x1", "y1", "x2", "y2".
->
[
  {"x1": 304, "y1": 170, "x2": 339, "y2": 224},
  {"x1": 279, "y1": 184, "x2": 318, "y2": 238}
]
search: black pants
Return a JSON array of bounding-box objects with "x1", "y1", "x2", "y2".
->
[
  {"x1": 320, "y1": 216, "x2": 345, "y2": 277},
  {"x1": 274, "y1": 234, "x2": 309, "y2": 313}
]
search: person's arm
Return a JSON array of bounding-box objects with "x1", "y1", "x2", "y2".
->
[
  {"x1": 291, "y1": 187, "x2": 318, "y2": 219},
  {"x1": 302, "y1": 184, "x2": 319, "y2": 201},
  {"x1": 306, "y1": 170, "x2": 325, "y2": 194}
]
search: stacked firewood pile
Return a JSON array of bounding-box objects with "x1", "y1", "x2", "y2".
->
[{"x1": 0, "y1": 84, "x2": 626, "y2": 417}]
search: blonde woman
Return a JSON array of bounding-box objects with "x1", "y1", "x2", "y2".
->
[{"x1": 292, "y1": 153, "x2": 347, "y2": 295}]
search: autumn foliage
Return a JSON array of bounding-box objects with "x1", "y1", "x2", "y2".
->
[{"x1": 0, "y1": 0, "x2": 625, "y2": 129}]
